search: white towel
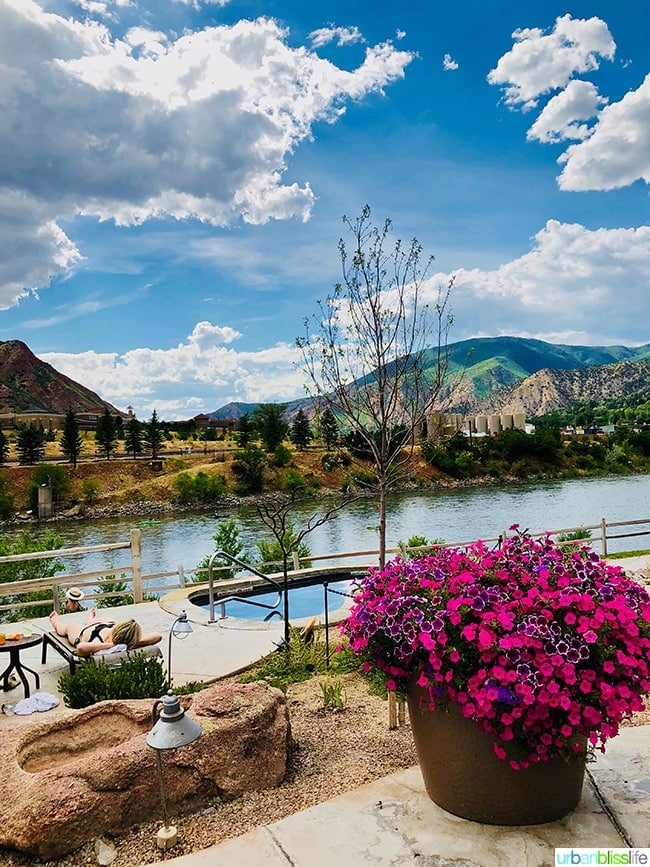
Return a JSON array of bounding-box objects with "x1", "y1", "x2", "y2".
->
[
  {"x1": 95, "y1": 643, "x2": 127, "y2": 656},
  {"x1": 14, "y1": 692, "x2": 60, "y2": 715}
]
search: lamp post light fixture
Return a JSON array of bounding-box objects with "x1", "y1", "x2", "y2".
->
[
  {"x1": 167, "y1": 610, "x2": 192, "y2": 682},
  {"x1": 146, "y1": 690, "x2": 202, "y2": 849}
]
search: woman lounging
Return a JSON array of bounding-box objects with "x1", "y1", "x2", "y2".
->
[{"x1": 49, "y1": 609, "x2": 162, "y2": 657}]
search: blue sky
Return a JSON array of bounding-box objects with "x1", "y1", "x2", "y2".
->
[{"x1": 0, "y1": 0, "x2": 648, "y2": 419}]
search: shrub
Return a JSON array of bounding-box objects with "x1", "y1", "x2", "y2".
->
[
  {"x1": 59, "y1": 652, "x2": 171, "y2": 709},
  {"x1": 82, "y1": 478, "x2": 100, "y2": 504},
  {"x1": 231, "y1": 444, "x2": 265, "y2": 494},
  {"x1": 239, "y1": 626, "x2": 328, "y2": 690},
  {"x1": 281, "y1": 468, "x2": 310, "y2": 492},
  {"x1": 321, "y1": 452, "x2": 351, "y2": 471},
  {"x1": 173, "y1": 470, "x2": 226, "y2": 503},
  {"x1": 0, "y1": 530, "x2": 64, "y2": 621},
  {"x1": 196, "y1": 519, "x2": 248, "y2": 581},
  {"x1": 256, "y1": 522, "x2": 312, "y2": 573},
  {"x1": 0, "y1": 473, "x2": 14, "y2": 521},
  {"x1": 96, "y1": 575, "x2": 134, "y2": 607},
  {"x1": 273, "y1": 443, "x2": 292, "y2": 467},
  {"x1": 397, "y1": 535, "x2": 444, "y2": 559}
]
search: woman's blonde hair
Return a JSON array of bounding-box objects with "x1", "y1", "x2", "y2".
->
[{"x1": 111, "y1": 619, "x2": 142, "y2": 648}]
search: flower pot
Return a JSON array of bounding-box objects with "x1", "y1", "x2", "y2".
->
[{"x1": 407, "y1": 680, "x2": 586, "y2": 825}]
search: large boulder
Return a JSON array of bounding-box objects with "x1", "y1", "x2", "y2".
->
[{"x1": 0, "y1": 681, "x2": 290, "y2": 858}]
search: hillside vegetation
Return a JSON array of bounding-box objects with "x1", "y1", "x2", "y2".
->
[{"x1": 1, "y1": 424, "x2": 649, "y2": 522}]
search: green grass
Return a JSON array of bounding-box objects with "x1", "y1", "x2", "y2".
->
[{"x1": 606, "y1": 549, "x2": 650, "y2": 559}]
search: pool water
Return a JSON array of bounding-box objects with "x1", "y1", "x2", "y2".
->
[{"x1": 192, "y1": 578, "x2": 353, "y2": 621}]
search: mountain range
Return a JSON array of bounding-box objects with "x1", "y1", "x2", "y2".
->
[
  {"x1": 1, "y1": 336, "x2": 648, "y2": 423},
  {"x1": 210, "y1": 336, "x2": 650, "y2": 422}
]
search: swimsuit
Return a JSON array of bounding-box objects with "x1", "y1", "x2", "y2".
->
[{"x1": 73, "y1": 621, "x2": 115, "y2": 647}]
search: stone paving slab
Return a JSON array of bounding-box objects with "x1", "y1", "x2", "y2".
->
[
  {"x1": 588, "y1": 725, "x2": 650, "y2": 848},
  {"x1": 146, "y1": 760, "x2": 629, "y2": 867}
]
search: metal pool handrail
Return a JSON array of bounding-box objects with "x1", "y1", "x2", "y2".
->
[{"x1": 205, "y1": 550, "x2": 283, "y2": 623}]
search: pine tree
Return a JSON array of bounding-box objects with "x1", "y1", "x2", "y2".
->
[
  {"x1": 289, "y1": 409, "x2": 312, "y2": 451},
  {"x1": 253, "y1": 404, "x2": 287, "y2": 452},
  {"x1": 320, "y1": 407, "x2": 339, "y2": 450},
  {"x1": 95, "y1": 408, "x2": 117, "y2": 460},
  {"x1": 60, "y1": 408, "x2": 83, "y2": 468},
  {"x1": 0, "y1": 430, "x2": 9, "y2": 465},
  {"x1": 16, "y1": 424, "x2": 46, "y2": 465},
  {"x1": 143, "y1": 409, "x2": 165, "y2": 459},
  {"x1": 124, "y1": 416, "x2": 143, "y2": 459},
  {"x1": 236, "y1": 412, "x2": 252, "y2": 447}
]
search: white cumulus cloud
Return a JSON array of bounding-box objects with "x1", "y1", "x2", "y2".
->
[
  {"x1": 443, "y1": 53, "x2": 458, "y2": 71},
  {"x1": 40, "y1": 325, "x2": 304, "y2": 415},
  {"x1": 489, "y1": 14, "x2": 649, "y2": 193},
  {"x1": 37, "y1": 220, "x2": 650, "y2": 417},
  {"x1": 488, "y1": 14, "x2": 615, "y2": 110},
  {"x1": 309, "y1": 25, "x2": 365, "y2": 48},
  {"x1": 0, "y1": 1, "x2": 413, "y2": 308},
  {"x1": 444, "y1": 221, "x2": 650, "y2": 345},
  {"x1": 527, "y1": 80, "x2": 607, "y2": 143},
  {"x1": 557, "y1": 73, "x2": 650, "y2": 190}
]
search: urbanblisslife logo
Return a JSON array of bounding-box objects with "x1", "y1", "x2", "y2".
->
[{"x1": 555, "y1": 850, "x2": 650, "y2": 865}]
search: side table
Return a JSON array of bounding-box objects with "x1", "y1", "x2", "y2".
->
[{"x1": 0, "y1": 634, "x2": 43, "y2": 699}]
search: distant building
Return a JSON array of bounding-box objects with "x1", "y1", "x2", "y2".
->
[{"x1": 426, "y1": 411, "x2": 528, "y2": 441}]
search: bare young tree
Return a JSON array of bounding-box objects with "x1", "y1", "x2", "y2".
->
[
  {"x1": 297, "y1": 205, "x2": 455, "y2": 567},
  {"x1": 256, "y1": 489, "x2": 352, "y2": 644}
]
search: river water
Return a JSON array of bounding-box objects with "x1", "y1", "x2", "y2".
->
[{"x1": 13, "y1": 474, "x2": 649, "y2": 581}]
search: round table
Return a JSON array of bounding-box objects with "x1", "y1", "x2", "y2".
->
[{"x1": 0, "y1": 634, "x2": 42, "y2": 698}]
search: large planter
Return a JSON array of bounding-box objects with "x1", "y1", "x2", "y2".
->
[{"x1": 407, "y1": 679, "x2": 586, "y2": 825}]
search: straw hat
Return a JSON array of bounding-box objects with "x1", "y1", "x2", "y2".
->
[{"x1": 65, "y1": 587, "x2": 85, "y2": 602}]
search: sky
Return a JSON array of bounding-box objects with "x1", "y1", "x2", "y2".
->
[{"x1": 0, "y1": 0, "x2": 648, "y2": 420}]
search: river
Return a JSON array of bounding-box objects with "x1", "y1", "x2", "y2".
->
[{"x1": 10, "y1": 474, "x2": 649, "y2": 580}]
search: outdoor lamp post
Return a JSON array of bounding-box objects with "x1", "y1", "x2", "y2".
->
[
  {"x1": 146, "y1": 690, "x2": 202, "y2": 850},
  {"x1": 167, "y1": 610, "x2": 192, "y2": 681}
]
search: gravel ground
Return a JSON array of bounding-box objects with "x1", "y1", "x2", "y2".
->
[
  {"x1": 2, "y1": 673, "x2": 648, "y2": 867},
  {"x1": 0, "y1": 673, "x2": 418, "y2": 867}
]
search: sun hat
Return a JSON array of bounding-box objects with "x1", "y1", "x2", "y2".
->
[{"x1": 65, "y1": 587, "x2": 85, "y2": 602}]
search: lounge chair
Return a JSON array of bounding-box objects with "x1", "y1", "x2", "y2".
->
[{"x1": 41, "y1": 631, "x2": 162, "y2": 675}]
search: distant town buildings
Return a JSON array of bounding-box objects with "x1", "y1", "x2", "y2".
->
[{"x1": 427, "y1": 412, "x2": 531, "y2": 441}]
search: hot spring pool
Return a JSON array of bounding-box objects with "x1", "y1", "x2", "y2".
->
[{"x1": 189, "y1": 575, "x2": 355, "y2": 621}]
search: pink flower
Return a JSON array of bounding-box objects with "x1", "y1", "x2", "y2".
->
[{"x1": 342, "y1": 530, "x2": 650, "y2": 770}]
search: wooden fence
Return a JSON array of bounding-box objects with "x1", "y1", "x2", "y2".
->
[{"x1": 1, "y1": 516, "x2": 649, "y2": 619}]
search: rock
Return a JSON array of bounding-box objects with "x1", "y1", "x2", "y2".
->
[
  {"x1": 0, "y1": 681, "x2": 290, "y2": 859},
  {"x1": 94, "y1": 838, "x2": 117, "y2": 865}
]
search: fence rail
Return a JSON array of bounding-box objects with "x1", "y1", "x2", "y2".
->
[{"x1": 1, "y1": 516, "x2": 649, "y2": 620}]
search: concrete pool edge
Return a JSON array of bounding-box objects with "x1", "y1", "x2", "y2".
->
[{"x1": 158, "y1": 564, "x2": 370, "y2": 630}]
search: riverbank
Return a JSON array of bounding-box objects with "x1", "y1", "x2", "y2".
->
[{"x1": 1, "y1": 443, "x2": 647, "y2": 529}]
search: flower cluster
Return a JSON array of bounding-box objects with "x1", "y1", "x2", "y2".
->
[{"x1": 341, "y1": 528, "x2": 650, "y2": 769}]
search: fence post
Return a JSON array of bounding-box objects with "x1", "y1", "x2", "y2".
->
[
  {"x1": 130, "y1": 528, "x2": 143, "y2": 602},
  {"x1": 600, "y1": 518, "x2": 608, "y2": 557},
  {"x1": 178, "y1": 565, "x2": 186, "y2": 588},
  {"x1": 292, "y1": 551, "x2": 300, "y2": 570}
]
